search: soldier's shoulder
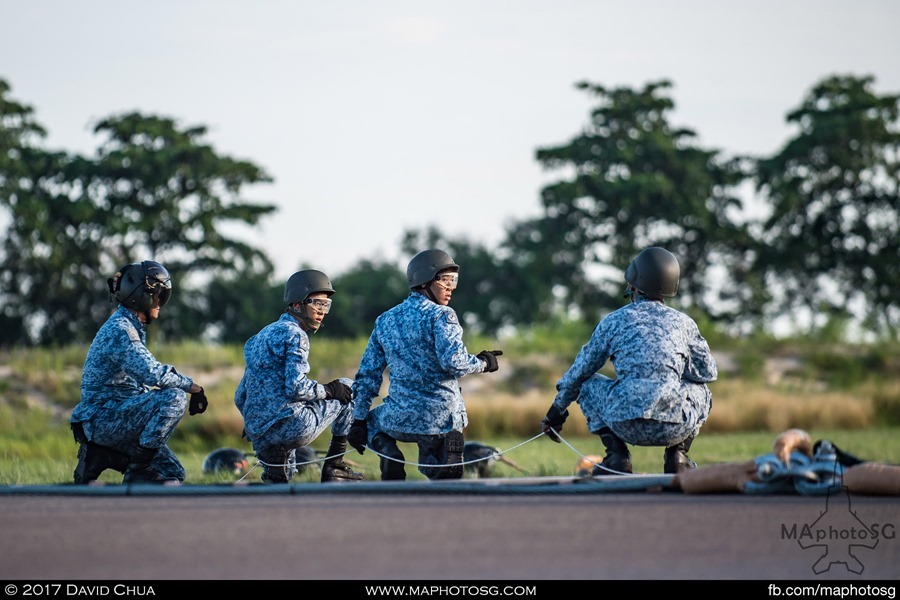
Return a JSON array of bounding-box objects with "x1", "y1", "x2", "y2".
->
[
  {"x1": 436, "y1": 305, "x2": 460, "y2": 325},
  {"x1": 101, "y1": 312, "x2": 140, "y2": 343}
]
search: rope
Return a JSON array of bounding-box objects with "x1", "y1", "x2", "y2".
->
[
  {"x1": 361, "y1": 432, "x2": 546, "y2": 471},
  {"x1": 239, "y1": 430, "x2": 629, "y2": 481},
  {"x1": 239, "y1": 448, "x2": 350, "y2": 483},
  {"x1": 549, "y1": 427, "x2": 633, "y2": 476}
]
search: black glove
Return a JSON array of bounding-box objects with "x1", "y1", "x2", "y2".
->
[
  {"x1": 189, "y1": 387, "x2": 208, "y2": 415},
  {"x1": 540, "y1": 404, "x2": 569, "y2": 443},
  {"x1": 347, "y1": 419, "x2": 368, "y2": 455},
  {"x1": 477, "y1": 349, "x2": 503, "y2": 373},
  {"x1": 323, "y1": 379, "x2": 353, "y2": 405}
]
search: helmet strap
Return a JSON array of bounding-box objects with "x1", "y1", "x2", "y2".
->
[
  {"x1": 288, "y1": 303, "x2": 321, "y2": 334},
  {"x1": 624, "y1": 285, "x2": 665, "y2": 304},
  {"x1": 418, "y1": 284, "x2": 438, "y2": 304}
]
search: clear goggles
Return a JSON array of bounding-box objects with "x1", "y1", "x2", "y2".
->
[
  {"x1": 433, "y1": 272, "x2": 459, "y2": 291},
  {"x1": 303, "y1": 297, "x2": 333, "y2": 314}
]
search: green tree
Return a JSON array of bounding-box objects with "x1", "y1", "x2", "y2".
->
[
  {"x1": 0, "y1": 80, "x2": 278, "y2": 345},
  {"x1": 753, "y1": 75, "x2": 900, "y2": 340},
  {"x1": 203, "y1": 266, "x2": 284, "y2": 345},
  {"x1": 326, "y1": 259, "x2": 409, "y2": 339},
  {"x1": 529, "y1": 80, "x2": 749, "y2": 322},
  {"x1": 84, "y1": 112, "x2": 279, "y2": 341},
  {"x1": 0, "y1": 78, "x2": 105, "y2": 345}
]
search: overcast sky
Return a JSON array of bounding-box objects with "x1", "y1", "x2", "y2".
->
[{"x1": 2, "y1": 1, "x2": 899, "y2": 282}]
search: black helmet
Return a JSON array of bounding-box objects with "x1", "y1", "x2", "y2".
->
[
  {"x1": 283, "y1": 269, "x2": 335, "y2": 304},
  {"x1": 624, "y1": 247, "x2": 680, "y2": 298},
  {"x1": 202, "y1": 447, "x2": 250, "y2": 475},
  {"x1": 407, "y1": 249, "x2": 459, "y2": 289},
  {"x1": 108, "y1": 261, "x2": 172, "y2": 312}
]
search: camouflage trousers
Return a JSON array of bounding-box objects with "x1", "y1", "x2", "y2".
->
[
  {"x1": 75, "y1": 387, "x2": 188, "y2": 480},
  {"x1": 577, "y1": 374, "x2": 711, "y2": 447}
]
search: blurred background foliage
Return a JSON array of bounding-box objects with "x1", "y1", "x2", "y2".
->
[{"x1": 0, "y1": 74, "x2": 897, "y2": 347}]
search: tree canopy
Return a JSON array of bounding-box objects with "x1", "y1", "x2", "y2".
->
[
  {"x1": 1, "y1": 73, "x2": 897, "y2": 345},
  {"x1": 0, "y1": 79, "x2": 277, "y2": 345},
  {"x1": 753, "y1": 75, "x2": 900, "y2": 338}
]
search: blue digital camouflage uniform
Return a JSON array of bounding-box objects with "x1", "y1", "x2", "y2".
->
[
  {"x1": 552, "y1": 297, "x2": 718, "y2": 447},
  {"x1": 70, "y1": 305, "x2": 193, "y2": 480},
  {"x1": 234, "y1": 312, "x2": 353, "y2": 467},
  {"x1": 352, "y1": 292, "x2": 485, "y2": 476}
]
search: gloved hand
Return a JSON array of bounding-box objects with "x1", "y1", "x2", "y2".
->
[
  {"x1": 477, "y1": 350, "x2": 503, "y2": 373},
  {"x1": 347, "y1": 419, "x2": 368, "y2": 454},
  {"x1": 540, "y1": 404, "x2": 569, "y2": 443},
  {"x1": 323, "y1": 379, "x2": 353, "y2": 404},
  {"x1": 189, "y1": 387, "x2": 208, "y2": 415}
]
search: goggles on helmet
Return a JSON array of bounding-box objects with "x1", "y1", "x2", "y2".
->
[
  {"x1": 303, "y1": 297, "x2": 333, "y2": 314},
  {"x1": 433, "y1": 272, "x2": 459, "y2": 291}
]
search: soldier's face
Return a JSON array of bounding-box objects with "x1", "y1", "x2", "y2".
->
[
  {"x1": 428, "y1": 272, "x2": 457, "y2": 306},
  {"x1": 303, "y1": 292, "x2": 330, "y2": 330},
  {"x1": 138, "y1": 296, "x2": 162, "y2": 324}
]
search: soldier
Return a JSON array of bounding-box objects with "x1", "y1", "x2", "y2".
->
[
  {"x1": 234, "y1": 269, "x2": 364, "y2": 483},
  {"x1": 347, "y1": 249, "x2": 502, "y2": 481},
  {"x1": 70, "y1": 261, "x2": 208, "y2": 484},
  {"x1": 540, "y1": 247, "x2": 718, "y2": 475}
]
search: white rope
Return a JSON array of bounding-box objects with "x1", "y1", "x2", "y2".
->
[
  {"x1": 235, "y1": 431, "x2": 633, "y2": 481},
  {"x1": 237, "y1": 449, "x2": 347, "y2": 483},
  {"x1": 357, "y1": 432, "x2": 545, "y2": 471},
  {"x1": 548, "y1": 427, "x2": 633, "y2": 476}
]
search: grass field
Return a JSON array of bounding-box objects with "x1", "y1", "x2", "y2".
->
[
  {"x1": 2, "y1": 427, "x2": 898, "y2": 486},
  {"x1": 1, "y1": 337, "x2": 899, "y2": 486}
]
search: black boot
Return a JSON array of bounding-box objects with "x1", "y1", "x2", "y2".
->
[
  {"x1": 320, "y1": 437, "x2": 365, "y2": 483},
  {"x1": 593, "y1": 427, "x2": 632, "y2": 475},
  {"x1": 664, "y1": 435, "x2": 697, "y2": 474},
  {"x1": 432, "y1": 430, "x2": 465, "y2": 480},
  {"x1": 73, "y1": 442, "x2": 130, "y2": 484},
  {"x1": 258, "y1": 449, "x2": 293, "y2": 483},
  {"x1": 123, "y1": 446, "x2": 177, "y2": 484},
  {"x1": 371, "y1": 433, "x2": 406, "y2": 481}
]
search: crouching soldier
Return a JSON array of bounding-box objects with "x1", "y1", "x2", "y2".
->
[
  {"x1": 70, "y1": 261, "x2": 208, "y2": 484},
  {"x1": 234, "y1": 269, "x2": 364, "y2": 483},
  {"x1": 540, "y1": 247, "x2": 718, "y2": 475},
  {"x1": 347, "y1": 249, "x2": 502, "y2": 481}
]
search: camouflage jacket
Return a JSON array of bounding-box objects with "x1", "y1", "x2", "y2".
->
[{"x1": 352, "y1": 292, "x2": 484, "y2": 435}]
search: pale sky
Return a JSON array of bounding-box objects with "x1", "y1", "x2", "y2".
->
[{"x1": 2, "y1": 1, "x2": 898, "y2": 282}]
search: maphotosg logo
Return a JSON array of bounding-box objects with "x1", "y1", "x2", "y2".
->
[{"x1": 781, "y1": 486, "x2": 896, "y2": 575}]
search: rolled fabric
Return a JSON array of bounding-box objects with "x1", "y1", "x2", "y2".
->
[
  {"x1": 674, "y1": 460, "x2": 759, "y2": 494},
  {"x1": 841, "y1": 463, "x2": 900, "y2": 496}
]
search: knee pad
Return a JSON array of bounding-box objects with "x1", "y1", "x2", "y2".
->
[{"x1": 426, "y1": 430, "x2": 465, "y2": 480}]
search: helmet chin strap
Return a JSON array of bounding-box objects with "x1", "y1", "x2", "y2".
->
[
  {"x1": 132, "y1": 306, "x2": 154, "y2": 325},
  {"x1": 624, "y1": 285, "x2": 664, "y2": 304},
  {"x1": 288, "y1": 304, "x2": 321, "y2": 334},
  {"x1": 419, "y1": 284, "x2": 438, "y2": 303}
]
